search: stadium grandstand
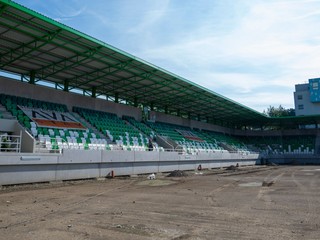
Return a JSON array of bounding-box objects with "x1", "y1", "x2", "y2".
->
[{"x1": 1, "y1": 0, "x2": 320, "y2": 185}]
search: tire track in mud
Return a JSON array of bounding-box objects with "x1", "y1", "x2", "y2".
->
[
  {"x1": 204, "y1": 182, "x2": 235, "y2": 206},
  {"x1": 204, "y1": 167, "x2": 277, "y2": 207},
  {"x1": 257, "y1": 169, "x2": 285, "y2": 206},
  {"x1": 0, "y1": 180, "x2": 137, "y2": 230},
  {"x1": 291, "y1": 169, "x2": 318, "y2": 224}
]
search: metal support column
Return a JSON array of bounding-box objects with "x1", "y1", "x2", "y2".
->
[
  {"x1": 115, "y1": 92, "x2": 119, "y2": 103},
  {"x1": 64, "y1": 79, "x2": 69, "y2": 92},
  {"x1": 29, "y1": 70, "x2": 35, "y2": 84},
  {"x1": 92, "y1": 86, "x2": 96, "y2": 98},
  {"x1": 134, "y1": 97, "x2": 138, "y2": 107}
]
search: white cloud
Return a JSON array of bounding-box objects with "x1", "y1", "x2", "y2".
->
[
  {"x1": 231, "y1": 91, "x2": 295, "y2": 112},
  {"x1": 51, "y1": 2, "x2": 87, "y2": 22},
  {"x1": 127, "y1": 0, "x2": 170, "y2": 34},
  {"x1": 135, "y1": 0, "x2": 320, "y2": 111}
]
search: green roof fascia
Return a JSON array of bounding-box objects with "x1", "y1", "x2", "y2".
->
[
  {"x1": 270, "y1": 114, "x2": 320, "y2": 122},
  {"x1": 2, "y1": 0, "x2": 267, "y2": 120},
  {"x1": 259, "y1": 114, "x2": 320, "y2": 128}
]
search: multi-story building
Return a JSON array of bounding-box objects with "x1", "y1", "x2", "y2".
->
[{"x1": 294, "y1": 78, "x2": 320, "y2": 116}]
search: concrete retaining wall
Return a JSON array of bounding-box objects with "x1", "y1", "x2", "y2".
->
[
  {"x1": 263, "y1": 154, "x2": 320, "y2": 165},
  {"x1": 0, "y1": 150, "x2": 258, "y2": 185}
]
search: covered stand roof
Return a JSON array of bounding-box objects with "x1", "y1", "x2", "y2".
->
[
  {"x1": 0, "y1": 0, "x2": 268, "y2": 127},
  {"x1": 1, "y1": 0, "x2": 319, "y2": 128}
]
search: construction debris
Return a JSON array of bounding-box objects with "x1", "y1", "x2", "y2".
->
[
  {"x1": 167, "y1": 170, "x2": 188, "y2": 177},
  {"x1": 226, "y1": 165, "x2": 238, "y2": 171}
]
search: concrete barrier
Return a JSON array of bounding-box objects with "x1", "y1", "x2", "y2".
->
[
  {"x1": 265, "y1": 154, "x2": 320, "y2": 165},
  {"x1": 0, "y1": 150, "x2": 258, "y2": 186}
]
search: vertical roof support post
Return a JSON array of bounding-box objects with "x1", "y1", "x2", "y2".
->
[
  {"x1": 188, "y1": 112, "x2": 191, "y2": 119},
  {"x1": 165, "y1": 105, "x2": 168, "y2": 114},
  {"x1": 150, "y1": 102, "x2": 154, "y2": 111},
  {"x1": 92, "y1": 86, "x2": 96, "y2": 98},
  {"x1": 29, "y1": 70, "x2": 35, "y2": 84},
  {"x1": 177, "y1": 109, "x2": 180, "y2": 117},
  {"x1": 197, "y1": 114, "x2": 201, "y2": 121},
  {"x1": 115, "y1": 92, "x2": 119, "y2": 103},
  {"x1": 64, "y1": 79, "x2": 69, "y2": 92},
  {"x1": 134, "y1": 97, "x2": 138, "y2": 107}
]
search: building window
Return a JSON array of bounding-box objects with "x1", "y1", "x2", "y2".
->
[
  {"x1": 313, "y1": 82, "x2": 318, "y2": 90},
  {"x1": 298, "y1": 104, "x2": 304, "y2": 110},
  {"x1": 297, "y1": 95, "x2": 303, "y2": 100}
]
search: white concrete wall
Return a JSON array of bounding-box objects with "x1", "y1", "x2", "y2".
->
[
  {"x1": 0, "y1": 76, "x2": 141, "y2": 120},
  {"x1": 0, "y1": 119, "x2": 16, "y2": 132},
  {"x1": 0, "y1": 150, "x2": 258, "y2": 185}
]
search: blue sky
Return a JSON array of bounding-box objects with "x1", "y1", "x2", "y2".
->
[{"x1": 14, "y1": 0, "x2": 320, "y2": 112}]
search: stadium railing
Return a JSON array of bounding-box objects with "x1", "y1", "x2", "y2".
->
[{"x1": 0, "y1": 132, "x2": 22, "y2": 153}]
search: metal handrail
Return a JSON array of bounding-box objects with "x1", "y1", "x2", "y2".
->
[
  {"x1": 32, "y1": 135, "x2": 259, "y2": 156},
  {"x1": 0, "y1": 133, "x2": 22, "y2": 153},
  {"x1": 34, "y1": 136, "x2": 69, "y2": 153}
]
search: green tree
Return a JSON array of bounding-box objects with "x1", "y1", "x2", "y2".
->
[{"x1": 263, "y1": 105, "x2": 295, "y2": 117}]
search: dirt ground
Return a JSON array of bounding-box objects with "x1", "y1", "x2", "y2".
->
[{"x1": 0, "y1": 165, "x2": 320, "y2": 240}]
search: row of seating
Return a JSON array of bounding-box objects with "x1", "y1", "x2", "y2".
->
[
  {"x1": 196, "y1": 130, "x2": 249, "y2": 152},
  {"x1": 74, "y1": 107, "x2": 154, "y2": 149},
  {"x1": 0, "y1": 94, "x2": 162, "y2": 152},
  {"x1": 146, "y1": 121, "x2": 190, "y2": 143},
  {"x1": 37, "y1": 134, "x2": 108, "y2": 151},
  {"x1": 1, "y1": 94, "x2": 316, "y2": 154},
  {"x1": 0, "y1": 94, "x2": 108, "y2": 151},
  {"x1": 1, "y1": 93, "x2": 69, "y2": 131},
  {"x1": 240, "y1": 135, "x2": 316, "y2": 154},
  {"x1": 145, "y1": 121, "x2": 249, "y2": 153},
  {"x1": 0, "y1": 94, "x2": 67, "y2": 112},
  {"x1": 123, "y1": 115, "x2": 155, "y2": 139}
]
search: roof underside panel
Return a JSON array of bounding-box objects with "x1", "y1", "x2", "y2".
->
[{"x1": 0, "y1": 0, "x2": 269, "y2": 126}]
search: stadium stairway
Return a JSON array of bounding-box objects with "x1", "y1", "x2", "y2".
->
[
  {"x1": 145, "y1": 121, "x2": 226, "y2": 154},
  {"x1": 122, "y1": 116, "x2": 155, "y2": 139},
  {"x1": 0, "y1": 102, "x2": 16, "y2": 120},
  {"x1": 196, "y1": 129, "x2": 249, "y2": 153},
  {"x1": 156, "y1": 135, "x2": 178, "y2": 151},
  {"x1": 218, "y1": 142, "x2": 237, "y2": 152},
  {"x1": 122, "y1": 116, "x2": 164, "y2": 151},
  {"x1": 71, "y1": 111, "x2": 109, "y2": 143},
  {"x1": 73, "y1": 107, "x2": 155, "y2": 151},
  {"x1": 122, "y1": 118, "x2": 153, "y2": 148},
  {"x1": 0, "y1": 94, "x2": 110, "y2": 152}
]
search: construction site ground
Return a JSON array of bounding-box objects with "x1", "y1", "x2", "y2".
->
[{"x1": 0, "y1": 165, "x2": 319, "y2": 240}]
